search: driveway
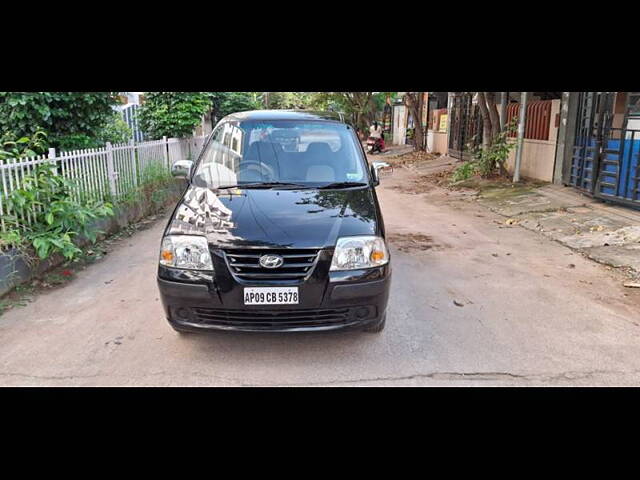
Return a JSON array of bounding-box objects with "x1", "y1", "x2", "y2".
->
[{"x1": 1, "y1": 161, "x2": 640, "y2": 386}]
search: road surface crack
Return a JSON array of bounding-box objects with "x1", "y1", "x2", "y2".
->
[{"x1": 291, "y1": 369, "x2": 640, "y2": 386}]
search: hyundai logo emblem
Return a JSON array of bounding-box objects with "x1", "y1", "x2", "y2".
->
[{"x1": 259, "y1": 254, "x2": 284, "y2": 269}]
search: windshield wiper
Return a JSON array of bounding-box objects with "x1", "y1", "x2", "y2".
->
[
  {"x1": 216, "y1": 182, "x2": 309, "y2": 190},
  {"x1": 316, "y1": 181, "x2": 369, "y2": 190}
]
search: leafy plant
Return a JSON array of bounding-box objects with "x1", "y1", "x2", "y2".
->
[
  {"x1": 138, "y1": 92, "x2": 213, "y2": 139},
  {"x1": 56, "y1": 133, "x2": 101, "y2": 151},
  {"x1": 208, "y1": 92, "x2": 262, "y2": 122},
  {"x1": 465, "y1": 119, "x2": 518, "y2": 178},
  {"x1": 451, "y1": 160, "x2": 478, "y2": 182},
  {"x1": 0, "y1": 130, "x2": 48, "y2": 160},
  {"x1": 117, "y1": 162, "x2": 175, "y2": 211},
  {"x1": 51, "y1": 113, "x2": 132, "y2": 150},
  {"x1": 3, "y1": 163, "x2": 113, "y2": 260},
  {"x1": 99, "y1": 112, "x2": 133, "y2": 145},
  {"x1": 0, "y1": 92, "x2": 119, "y2": 150}
]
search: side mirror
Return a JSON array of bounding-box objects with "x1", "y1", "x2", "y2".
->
[
  {"x1": 371, "y1": 161, "x2": 393, "y2": 185},
  {"x1": 171, "y1": 160, "x2": 194, "y2": 179}
]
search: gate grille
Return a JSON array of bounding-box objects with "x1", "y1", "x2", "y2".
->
[{"x1": 448, "y1": 93, "x2": 482, "y2": 160}]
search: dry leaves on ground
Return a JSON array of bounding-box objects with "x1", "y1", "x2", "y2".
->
[
  {"x1": 387, "y1": 151, "x2": 440, "y2": 167},
  {"x1": 387, "y1": 233, "x2": 448, "y2": 253}
]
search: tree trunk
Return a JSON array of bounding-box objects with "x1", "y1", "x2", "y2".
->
[
  {"x1": 404, "y1": 92, "x2": 425, "y2": 151},
  {"x1": 485, "y1": 92, "x2": 508, "y2": 176},
  {"x1": 476, "y1": 92, "x2": 492, "y2": 149},
  {"x1": 486, "y1": 92, "x2": 501, "y2": 142}
]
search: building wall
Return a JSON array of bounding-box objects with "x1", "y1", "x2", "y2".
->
[
  {"x1": 431, "y1": 131, "x2": 448, "y2": 154},
  {"x1": 427, "y1": 105, "x2": 449, "y2": 154},
  {"x1": 503, "y1": 98, "x2": 561, "y2": 183},
  {"x1": 393, "y1": 105, "x2": 407, "y2": 145},
  {"x1": 505, "y1": 139, "x2": 557, "y2": 182}
]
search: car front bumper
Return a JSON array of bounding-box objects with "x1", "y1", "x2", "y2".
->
[{"x1": 157, "y1": 264, "x2": 391, "y2": 333}]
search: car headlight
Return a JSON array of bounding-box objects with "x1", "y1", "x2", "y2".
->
[
  {"x1": 159, "y1": 235, "x2": 213, "y2": 270},
  {"x1": 330, "y1": 235, "x2": 389, "y2": 271}
]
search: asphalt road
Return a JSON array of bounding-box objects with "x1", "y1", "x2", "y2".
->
[{"x1": 1, "y1": 162, "x2": 640, "y2": 386}]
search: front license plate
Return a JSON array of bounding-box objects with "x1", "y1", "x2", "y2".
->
[{"x1": 244, "y1": 287, "x2": 299, "y2": 305}]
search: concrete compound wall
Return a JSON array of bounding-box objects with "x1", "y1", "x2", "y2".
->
[
  {"x1": 505, "y1": 138, "x2": 558, "y2": 182},
  {"x1": 0, "y1": 180, "x2": 187, "y2": 297},
  {"x1": 430, "y1": 131, "x2": 448, "y2": 155},
  {"x1": 504, "y1": 99, "x2": 561, "y2": 182}
]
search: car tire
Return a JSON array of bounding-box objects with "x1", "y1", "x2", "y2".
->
[{"x1": 364, "y1": 313, "x2": 386, "y2": 333}]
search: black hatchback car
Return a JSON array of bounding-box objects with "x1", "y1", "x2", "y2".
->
[{"x1": 157, "y1": 110, "x2": 392, "y2": 333}]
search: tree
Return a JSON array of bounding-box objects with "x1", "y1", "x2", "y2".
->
[
  {"x1": 452, "y1": 92, "x2": 516, "y2": 180},
  {"x1": 404, "y1": 92, "x2": 426, "y2": 151},
  {"x1": 476, "y1": 92, "x2": 501, "y2": 150},
  {"x1": 262, "y1": 92, "x2": 317, "y2": 110},
  {"x1": 0, "y1": 92, "x2": 119, "y2": 150},
  {"x1": 138, "y1": 92, "x2": 212, "y2": 139},
  {"x1": 311, "y1": 92, "x2": 380, "y2": 133},
  {"x1": 207, "y1": 92, "x2": 262, "y2": 123}
]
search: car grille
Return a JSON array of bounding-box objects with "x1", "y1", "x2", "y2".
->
[
  {"x1": 192, "y1": 307, "x2": 351, "y2": 329},
  {"x1": 224, "y1": 248, "x2": 320, "y2": 281}
]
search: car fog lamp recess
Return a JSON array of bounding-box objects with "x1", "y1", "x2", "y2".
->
[
  {"x1": 330, "y1": 236, "x2": 389, "y2": 271},
  {"x1": 160, "y1": 235, "x2": 213, "y2": 270}
]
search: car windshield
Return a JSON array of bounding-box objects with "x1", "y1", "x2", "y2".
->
[{"x1": 191, "y1": 120, "x2": 368, "y2": 189}]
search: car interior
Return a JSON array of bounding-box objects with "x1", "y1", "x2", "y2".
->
[{"x1": 240, "y1": 140, "x2": 354, "y2": 184}]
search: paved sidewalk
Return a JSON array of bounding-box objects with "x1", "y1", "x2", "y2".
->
[{"x1": 475, "y1": 183, "x2": 640, "y2": 281}]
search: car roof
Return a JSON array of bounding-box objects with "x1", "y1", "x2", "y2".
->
[{"x1": 222, "y1": 110, "x2": 345, "y2": 123}]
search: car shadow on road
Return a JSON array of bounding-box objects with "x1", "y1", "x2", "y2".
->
[{"x1": 173, "y1": 326, "x2": 386, "y2": 364}]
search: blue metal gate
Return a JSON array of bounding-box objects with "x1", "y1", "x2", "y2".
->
[
  {"x1": 566, "y1": 92, "x2": 614, "y2": 193},
  {"x1": 595, "y1": 128, "x2": 640, "y2": 207},
  {"x1": 565, "y1": 92, "x2": 640, "y2": 210}
]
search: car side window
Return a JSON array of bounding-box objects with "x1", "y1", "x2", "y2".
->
[
  {"x1": 193, "y1": 124, "x2": 226, "y2": 186},
  {"x1": 199, "y1": 124, "x2": 224, "y2": 167}
]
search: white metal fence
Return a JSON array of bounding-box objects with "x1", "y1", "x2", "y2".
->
[{"x1": 0, "y1": 135, "x2": 208, "y2": 240}]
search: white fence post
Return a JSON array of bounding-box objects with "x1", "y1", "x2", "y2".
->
[
  {"x1": 163, "y1": 136, "x2": 169, "y2": 170},
  {"x1": 48, "y1": 147, "x2": 57, "y2": 174},
  {"x1": 130, "y1": 138, "x2": 138, "y2": 187},
  {"x1": 106, "y1": 142, "x2": 117, "y2": 198}
]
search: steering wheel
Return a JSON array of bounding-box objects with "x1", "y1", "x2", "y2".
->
[{"x1": 237, "y1": 160, "x2": 276, "y2": 182}]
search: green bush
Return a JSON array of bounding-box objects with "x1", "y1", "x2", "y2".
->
[
  {"x1": 467, "y1": 119, "x2": 518, "y2": 178},
  {"x1": 452, "y1": 161, "x2": 478, "y2": 182},
  {"x1": 54, "y1": 114, "x2": 132, "y2": 151},
  {"x1": 0, "y1": 130, "x2": 48, "y2": 160},
  {"x1": 117, "y1": 162, "x2": 175, "y2": 211},
  {"x1": 56, "y1": 133, "x2": 101, "y2": 151},
  {"x1": 138, "y1": 92, "x2": 212, "y2": 139},
  {"x1": 1, "y1": 163, "x2": 113, "y2": 261},
  {"x1": 0, "y1": 92, "x2": 118, "y2": 150},
  {"x1": 99, "y1": 113, "x2": 132, "y2": 145}
]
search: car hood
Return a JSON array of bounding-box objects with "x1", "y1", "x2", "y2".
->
[{"x1": 165, "y1": 185, "x2": 379, "y2": 249}]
